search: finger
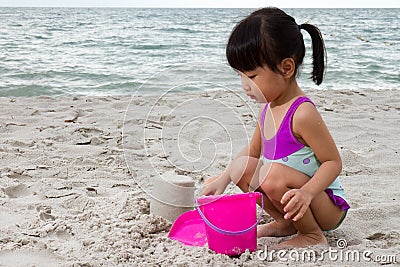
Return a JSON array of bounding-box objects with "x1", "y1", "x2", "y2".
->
[
  {"x1": 200, "y1": 187, "x2": 213, "y2": 196},
  {"x1": 284, "y1": 200, "x2": 301, "y2": 220},
  {"x1": 215, "y1": 188, "x2": 225, "y2": 195},
  {"x1": 292, "y1": 205, "x2": 308, "y2": 222},
  {"x1": 281, "y1": 189, "x2": 296, "y2": 205},
  {"x1": 283, "y1": 195, "x2": 299, "y2": 213},
  {"x1": 290, "y1": 206, "x2": 301, "y2": 221}
]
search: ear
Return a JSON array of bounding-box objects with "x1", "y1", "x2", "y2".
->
[{"x1": 278, "y1": 58, "x2": 296, "y2": 79}]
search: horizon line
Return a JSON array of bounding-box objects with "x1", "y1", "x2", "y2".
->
[{"x1": 0, "y1": 5, "x2": 399, "y2": 8}]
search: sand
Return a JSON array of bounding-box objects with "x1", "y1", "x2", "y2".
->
[{"x1": 0, "y1": 89, "x2": 399, "y2": 266}]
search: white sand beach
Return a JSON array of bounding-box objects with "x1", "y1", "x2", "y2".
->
[{"x1": 0, "y1": 89, "x2": 399, "y2": 266}]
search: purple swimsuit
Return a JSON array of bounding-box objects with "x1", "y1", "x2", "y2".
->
[{"x1": 260, "y1": 96, "x2": 350, "y2": 211}]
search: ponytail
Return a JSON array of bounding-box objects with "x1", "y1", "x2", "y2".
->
[
  {"x1": 299, "y1": 23, "x2": 326, "y2": 85},
  {"x1": 226, "y1": 8, "x2": 327, "y2": 86}
]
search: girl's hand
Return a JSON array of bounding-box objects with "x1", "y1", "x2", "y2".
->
[
  {"x1": 280, "y1": 189, "x2": 313, "y2": 221},
  {"x1": 200, "y1": 174, "x2": 230, "y2": 196}
]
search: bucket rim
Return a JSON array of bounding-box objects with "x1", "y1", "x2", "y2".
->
[{"x1": 196, "y1": 192, "x2": 262, "y2": 204}]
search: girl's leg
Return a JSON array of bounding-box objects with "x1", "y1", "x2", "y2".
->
[
  {"x1": 256, "y1": 163, "x2": 298, "y2": 237},
  {"x1": 258, "y1": 163, "x2": 345, "y2": 247},
  {"x1": 227, "y1": 156, "x2": 296, "y2": 237}
]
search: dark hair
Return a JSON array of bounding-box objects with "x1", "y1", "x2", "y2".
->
[{"x1": 226, "y1": 7, "x2": 326, "y2": 85}]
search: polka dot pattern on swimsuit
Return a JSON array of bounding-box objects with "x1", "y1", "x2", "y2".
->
[{"x1": 280, "y1": 157, "x2": 311, "y2": 165}]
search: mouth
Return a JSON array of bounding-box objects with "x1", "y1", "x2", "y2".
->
[{"x1": 247, "y1": 94, "x2": 256, "y2": 99}]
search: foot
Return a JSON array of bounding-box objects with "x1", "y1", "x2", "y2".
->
[
  {"x1": 257, "y1": 221, "x2": 297, "y2": 237},
  {"x1": 277, "y1": 232, "x2": 328, "y2": 248}
]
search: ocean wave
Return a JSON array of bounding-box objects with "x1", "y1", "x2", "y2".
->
[{"x1": 0, "y1": 7, "x2": 399, "y2": 96}]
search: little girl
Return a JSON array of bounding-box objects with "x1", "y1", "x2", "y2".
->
[{"x1": 201, "y1": 7, "x2": 350, "y2": 248}]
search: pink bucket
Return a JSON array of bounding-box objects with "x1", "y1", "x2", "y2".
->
[{"x1": 195, "y1": 192, "x2": 263, "y2": 255}]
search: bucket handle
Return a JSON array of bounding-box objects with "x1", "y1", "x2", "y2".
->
[{"x1": 194, "y1": 194, "x2": 264, "y2": 236}]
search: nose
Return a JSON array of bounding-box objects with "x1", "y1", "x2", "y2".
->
[{"x1": 240, "y1": 76, "x2": 251, "y2": 91}]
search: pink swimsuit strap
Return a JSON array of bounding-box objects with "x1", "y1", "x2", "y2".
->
[{"x1": 261, "y1": 96, "x2": 315, "y2": 160}]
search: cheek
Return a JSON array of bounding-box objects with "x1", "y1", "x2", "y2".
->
[
  {"x1": 255, "y1": 90, "x2": 267, "y2": 102},
  {"x1": 251, "y1": 81, "x2": 263, "y2": 95},
  {"x1": 252, "y1": 83, "x2": 269, "y2": 102}
]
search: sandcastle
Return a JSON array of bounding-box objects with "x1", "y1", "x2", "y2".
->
[{"x1": 150, "y1": 173, "x2": 195, "y2": 222}]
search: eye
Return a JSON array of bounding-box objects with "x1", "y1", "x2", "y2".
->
[{"x1": 247, "y1": 74, "x2": 257, "y2": 79}]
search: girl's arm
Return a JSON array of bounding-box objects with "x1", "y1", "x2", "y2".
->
[
  {"x1": 281, "y1": 102, "x2": 342, "y2": 220},
  {"x1": 201, "y1": 106, "x2": 263, "y2": 195},
  {"x1": 230, "y1": 103, "x2": 264, "y2": 160},
  {"x1": 234, "y1": 121, "x2": 262, "y2": 159}
]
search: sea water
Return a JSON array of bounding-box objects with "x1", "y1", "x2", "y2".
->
[{"x1": 0, "y1": 8, "x2": 399, "y2": 97}]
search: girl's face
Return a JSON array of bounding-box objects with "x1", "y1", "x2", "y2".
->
[{"x1": 239, "y1": 66, "x2": 286, "y2": 103}]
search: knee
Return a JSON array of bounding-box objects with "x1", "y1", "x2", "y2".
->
[{"x1": 259, "y1": 164, "x2": 286, "y2": 201}]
